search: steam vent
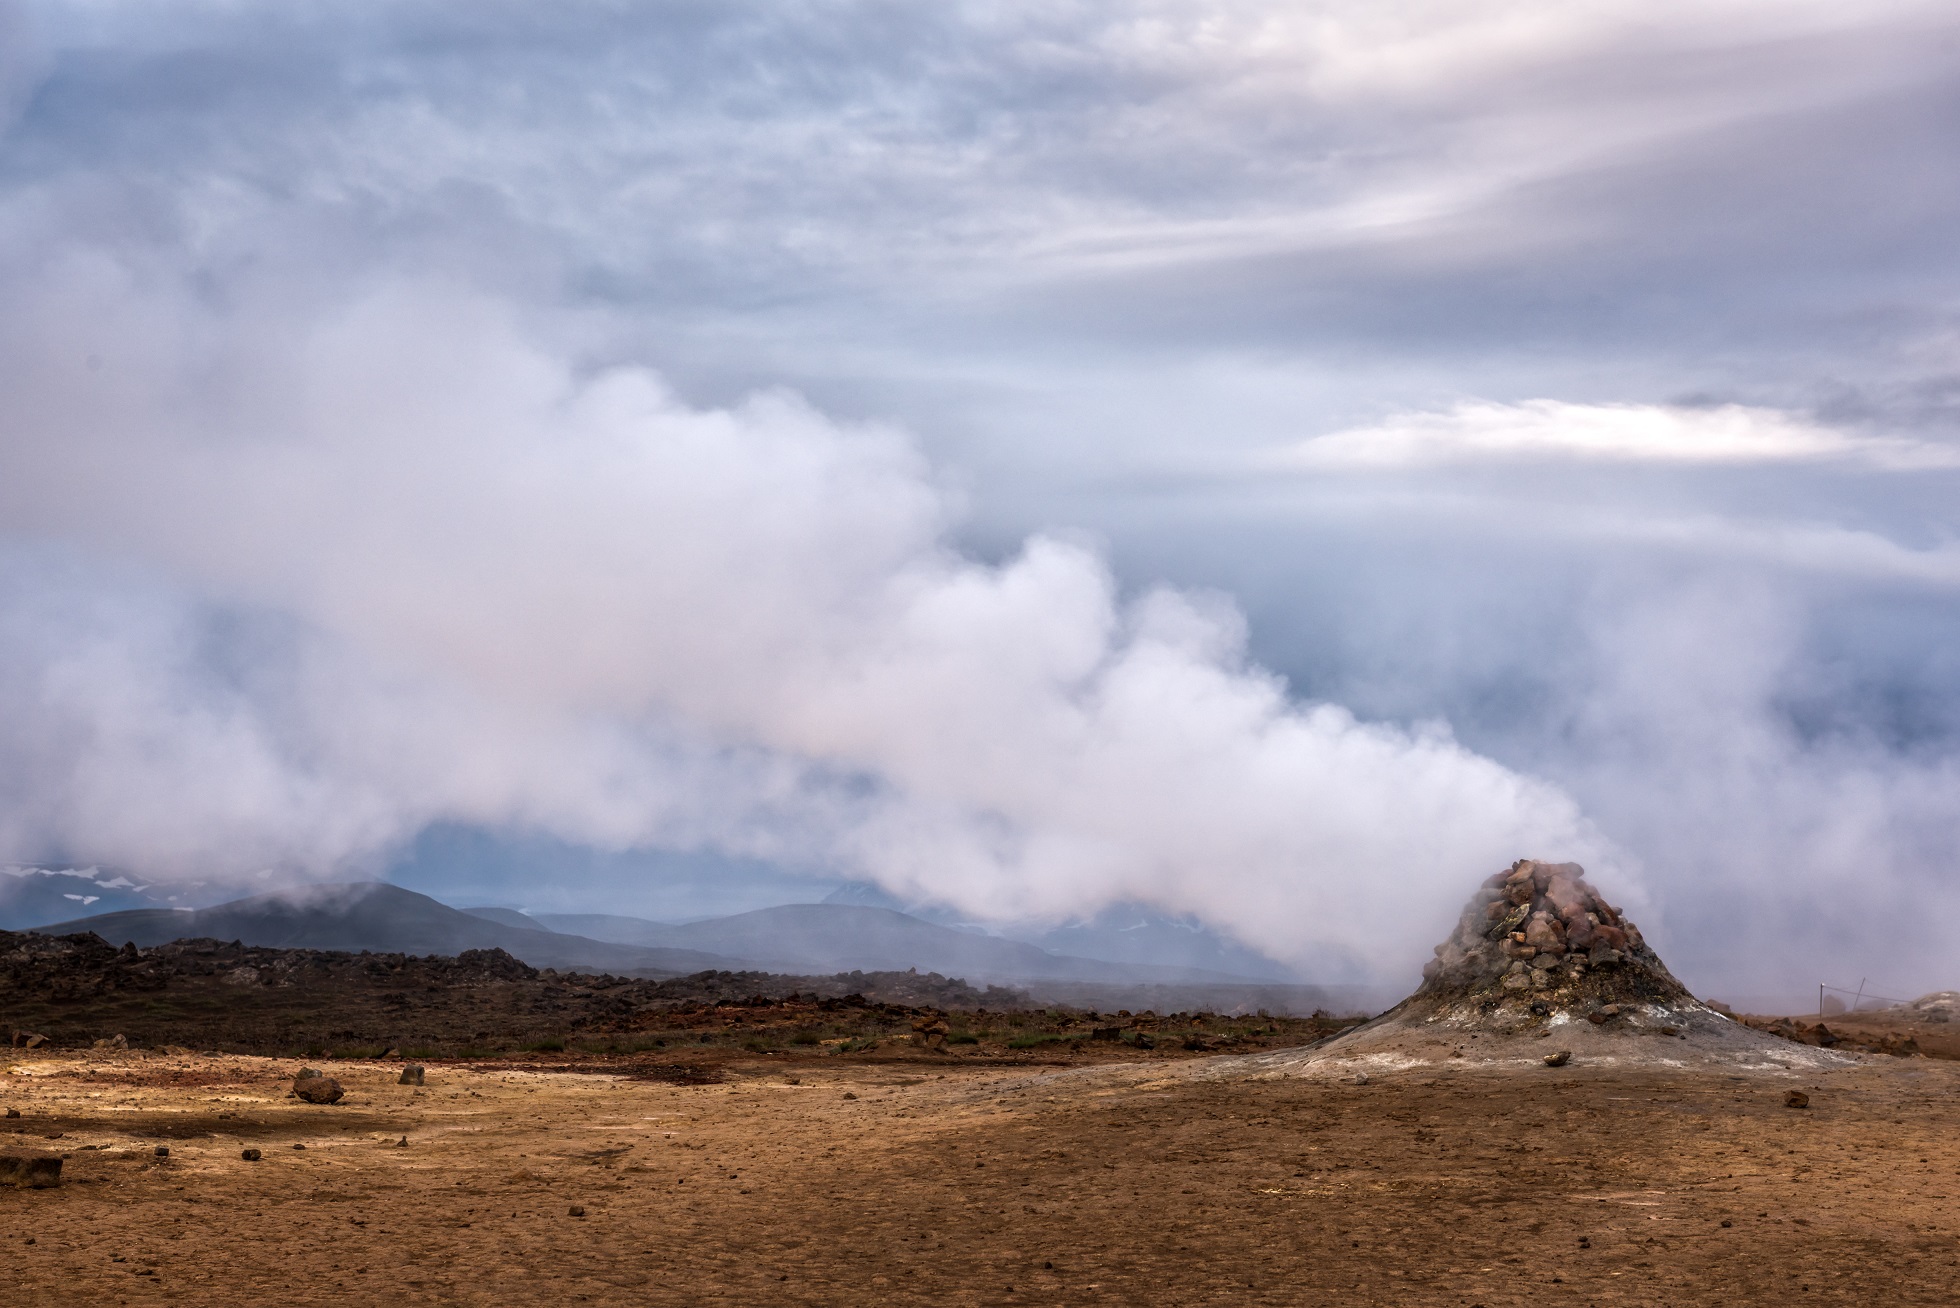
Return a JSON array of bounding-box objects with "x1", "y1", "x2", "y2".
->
[
  {"x1": 1231, "y1": 858, "x2": 1856, "y2": 1075},
  {"x1": 1418, "y1": 858, "x2": 1690, "y2": 1013}
]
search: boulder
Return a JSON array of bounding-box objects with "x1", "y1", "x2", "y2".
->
[
  {"x1": 1524, "y1": 912, "x2": 1566, "y2": 952},
  {"x1": 293, "y1": 1075, "x2": 345, "y2": 1105}
]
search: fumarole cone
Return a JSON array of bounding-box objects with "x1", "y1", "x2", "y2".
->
[
  {"x1": 1223, "y1": 859, "x2": 1857, "y2": 1077},
  {"x1": 1418, "y1": 858, "x2": 1688, "y2": 1013}
]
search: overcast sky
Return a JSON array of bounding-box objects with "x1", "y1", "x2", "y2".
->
[{"x1": 2, "y1": 1, "x2": 1958, "y2": 997}]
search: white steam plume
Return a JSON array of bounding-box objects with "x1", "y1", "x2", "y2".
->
[{"x1": 0, "y1": 265, "x2": 1611, "y2": 975}]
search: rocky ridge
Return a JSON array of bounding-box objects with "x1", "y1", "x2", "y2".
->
[{"x1": 0, "y1": 927, "x2": 1029, "y2": 1053}]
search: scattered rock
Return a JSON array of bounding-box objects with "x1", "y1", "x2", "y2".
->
[
  {"x1": 568, "y1": 1205, "x2": 585, "y2": 1217},
  {"x1": 11, "y1": 1032, "x2": 49, "y2": 1049},
  {"x1": 4, "y1": 1108, "x2": 17, "y2": 1119},
  {"x1": 1784, "y1": 1090, "x2": 1810, "y2": 1110},
  {"x1": 91, "y1": 1033, "x2": 129, "y2": 1051},
  {"x1": 293, "y1": 1075, "x2": 345, "y2": 1105},
  {"x1": 396, "y1": 1137, "x2": 408, "y2": 1148},
  {"x1": 1904, "y1": 991, "x2": 1960, "y2": 1023},
  {"x1": 1543, "y1": 1050, "x2": 1572, "y2": 1067},
  {"x1": 240, "y1": 1148, "x2": 262, "y2": 1161},
  {"x1": 1742, "y1": 1018, "x2": 1920, "y2": 1057},
  {"x1": 295, "y1": 1067, "x2": 323, "y2": 1080},
  {"x1": 154, "y1": 1147, "x2": 169, "y2": 1158},
  {"x1": 0, "y1": 1154, "x2": 62, "y2": 1189},
  {"x1": 841, "y1": 1092, "x2": 858, "y2": 1100},
  {"x1": 398, "y1": 1064, "x2": 425, "y2": 1086}
]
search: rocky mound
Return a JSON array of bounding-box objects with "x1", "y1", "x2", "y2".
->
[
  {"x1": 1223, "y1": 860, "x2": 1857, "y2": 1078},
  {"x1": 1417, "y1": 859, "x2": 1688, "y2": 1013}
]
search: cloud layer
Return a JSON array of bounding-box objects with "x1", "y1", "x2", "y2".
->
[
  {"x1": 1, "y1": 2, "x2": 1958, "y2": 994},
  {"x1": 1277, "y1": 400, "x2": 1960, "y2": 470}
]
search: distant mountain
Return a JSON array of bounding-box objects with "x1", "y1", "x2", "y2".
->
[
  {"x1": 536, "y1": 902, "x2": 1281, "y2": 986},
  {"x1": 531, "y1": 911, "x2": 681, "y2": 947},
  {"x1": 462, "y1": 905, "x2": 551, "y2": 931},
  {"x1": 820, "y1": 882, "x2": 1301, "y2": 982},
  {"x1": 1021, "y1": 910, "x2": 1299, "y2": 983},
  {"x1": 0, "y1": 865, "x2": 220, "y2": 930},
  {"x1": 32, "y1": 881, "x2": 1305, "y2": 992},
  {"x1": 30, "y1": 882, "x2": 740, "y2": 977}
]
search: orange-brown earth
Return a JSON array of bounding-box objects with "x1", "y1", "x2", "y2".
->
[
  {"x1": 1737, "y1": 1010, "x2": 1960, "y2": 1061},
  {"x1": 6, "y1": 1043, "x2": 1958, "y2": 1306}
]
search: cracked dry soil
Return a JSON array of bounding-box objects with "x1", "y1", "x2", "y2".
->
[{"x1": 5, "y1": 1050, "x2": 1958, "y2": 1305}]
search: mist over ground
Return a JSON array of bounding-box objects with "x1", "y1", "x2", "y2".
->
[{"x1": 1, "y1": 1, "x2": 1956, "y2": 999}]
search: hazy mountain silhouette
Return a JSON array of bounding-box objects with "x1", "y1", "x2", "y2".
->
[
  {"x1": 31, "y1": 882, "x2": 739, "y2": 977},
  {"x1": 37, "y1": 882, "x2": 1303, "y2": 990},
  {"x1": 0, "y1": 865, "x2": 211, "y2": 930},
  {"x1": 461, "y1": 905, "x2": 552, "y2": 931},
  {"x1": 534, "y1": 903, "x2": 1279, "y2": 985},
  {"x1": 819, "y1": 882, "x2": 1301, "y2": 981}
]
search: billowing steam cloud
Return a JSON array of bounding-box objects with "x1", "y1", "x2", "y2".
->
[
  {"x1": 0, "y1": 268, "x2": 1609, "y2": 972},
  {"x1": 5, "y1": 1, "x2": 1959, "y2": 996}
]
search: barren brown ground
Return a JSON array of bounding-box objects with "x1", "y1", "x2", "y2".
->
[
  {"x1": 1799, "y1": 1011, "x2": 1960, "y2": 1060},
  {"x1": 6, "y1": 1047, "x2": 1958, "y2": 1306}
]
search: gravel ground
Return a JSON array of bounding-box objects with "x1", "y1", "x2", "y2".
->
[{"x1": 5, "y1": 1047, "x2": 1959, "y2": 1305}]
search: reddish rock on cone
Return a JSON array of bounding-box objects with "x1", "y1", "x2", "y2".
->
[{"x1": 1418, "y1": 859, "x2": 1688, "y2": 1014}]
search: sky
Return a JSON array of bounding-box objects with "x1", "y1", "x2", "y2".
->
[{"x1": 2, "y1": 1, "x2": 1958, "y2": 998}]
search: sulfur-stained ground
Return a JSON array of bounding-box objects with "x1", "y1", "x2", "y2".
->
[{"x1": 4, "y1": 1048, "x2": 1958, "y2": 1305}]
